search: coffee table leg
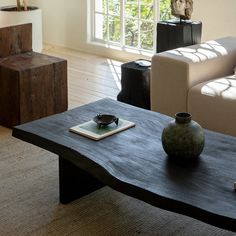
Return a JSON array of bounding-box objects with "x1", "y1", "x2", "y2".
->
[{"x1": 59, "y1": 156, "x2": 105, "y2": 204}]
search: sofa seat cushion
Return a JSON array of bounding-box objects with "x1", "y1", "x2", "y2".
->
[{"x1": 188, "y1": 75, "x2": 236, "y2": 136}]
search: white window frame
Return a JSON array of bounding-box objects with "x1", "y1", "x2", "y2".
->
[{"x1": 90, "y1": 0, "x2": 161, "y2": 53}]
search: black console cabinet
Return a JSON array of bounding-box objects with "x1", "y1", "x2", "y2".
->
[{"x1": 156, "y1": 20, "x2": 202, "y2": 53}]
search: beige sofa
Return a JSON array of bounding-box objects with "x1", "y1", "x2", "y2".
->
[{"x1": 151, "y1": 37, "x2": 236, "y2": 136}]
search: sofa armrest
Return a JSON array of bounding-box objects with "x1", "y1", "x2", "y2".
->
[{"x1": 151, "y1": 37, "x2": 236, "y2": 116}]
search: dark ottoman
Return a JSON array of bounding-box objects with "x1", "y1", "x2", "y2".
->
[{"x1": 117, "y1": 60, "x2": 150, "y2": 109}]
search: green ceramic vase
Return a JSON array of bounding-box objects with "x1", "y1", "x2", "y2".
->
[{"x1": 162, "y1": 112, "x2": 205, "y2": 159}]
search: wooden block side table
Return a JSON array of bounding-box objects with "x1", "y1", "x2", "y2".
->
[
  {"x1": 0, "y1": 52, "x2": 68, "y2": 128},
  {"x1": 117, "y1": 61, "x2": 150, "y2": 110}
]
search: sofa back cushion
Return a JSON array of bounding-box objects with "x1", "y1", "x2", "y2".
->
[{"x1": 151, "y1": 37, "x2": 236, "y2": 116}]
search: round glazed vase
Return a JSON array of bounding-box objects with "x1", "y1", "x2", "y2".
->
[{"x1": 162, "y1": 112, "x2": 205, "y2": 160}]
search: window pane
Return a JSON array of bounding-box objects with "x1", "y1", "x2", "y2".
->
[
  {"x1": 140, "y1": 21, "x2": 154, "y2": 50},
  {"x1": 125, "y1": 3, "x2": 139, "y2": 18},
  {"x1": 95, "y1": 13, "x2": 107, "y2": 40},
  {"x1": 160, "y1": 0, "x2": 171, "y2": 20},
  {"x1": 95, "y1": 0, "x2": 107, "y2": 13},
  {"x1": 108, "y1": 0, "x2": 120, "y2": 15},
  {"x1": 92, "y1": 0, "x2": 167, "y2": 52},
  {"x1": 141, "y1": 0, "x2": 153, "y2": 4},
  {"x1": 125, "y1": 19, "x2": 138, "y2": 47},
  {"x1": 109, "y1": 16, "x2": 121, "y2": 42},
  {"x1": 141, "y1": 4, "x2": 154, "y2": 20}
]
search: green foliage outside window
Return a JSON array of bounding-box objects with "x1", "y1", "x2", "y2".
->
[
  {"x1": 95, "y1": 0, "x2": 171, "y2": 51},
  {"x1": 160, "y1": 0, "x2": 171, "y2": 20}
]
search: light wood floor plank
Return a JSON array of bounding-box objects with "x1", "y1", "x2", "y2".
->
[{"x1": 43, "y1": 45, "x2": 123, "y2": 109}]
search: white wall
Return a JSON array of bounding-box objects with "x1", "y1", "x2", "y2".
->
[
  {"x1": 0, "y1": 0, "x2": 14, "y2": 6},
  {"x1": 1, "y1": 0, "x2": 236, "y2": 60},
  {"x1": 192, "y1": 0, "x2": 236, "y2": 41},
  {"x1": 31, "y1": 0, "x2": 87, "y2": 51}
]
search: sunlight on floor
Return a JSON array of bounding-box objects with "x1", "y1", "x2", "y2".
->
[{"x1": 107, "y1": 59, "x2": 122, "y2": 90}]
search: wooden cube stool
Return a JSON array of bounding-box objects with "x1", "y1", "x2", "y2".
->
[{"x1": 0, "y1": 24, "x2": 68, "y2": 128}]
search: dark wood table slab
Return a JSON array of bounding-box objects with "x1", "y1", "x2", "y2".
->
[{"x1": 12, "y1": 98, "x2": 236, "y2": 232}]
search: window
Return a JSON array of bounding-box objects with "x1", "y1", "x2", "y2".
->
[{"x1": 91, "y1": 0, "x2": 171, "y2": 52}]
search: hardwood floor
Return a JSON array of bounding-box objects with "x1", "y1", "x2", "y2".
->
[{"x1": 43, "y1": 44, "x2": 123, "y2": 109}]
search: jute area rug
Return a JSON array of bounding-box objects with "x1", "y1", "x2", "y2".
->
[{"x1": 0, "y1": 126, "x2": 235, "y2": 236}]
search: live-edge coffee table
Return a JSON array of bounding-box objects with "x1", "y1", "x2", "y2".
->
[{"x1": 12, "y1": 98, "x2": 236, "y2": 232}]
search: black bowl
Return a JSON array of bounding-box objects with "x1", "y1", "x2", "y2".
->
[{"x1": 93, "y1": 114, "x2": 119, "y2": 128}]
